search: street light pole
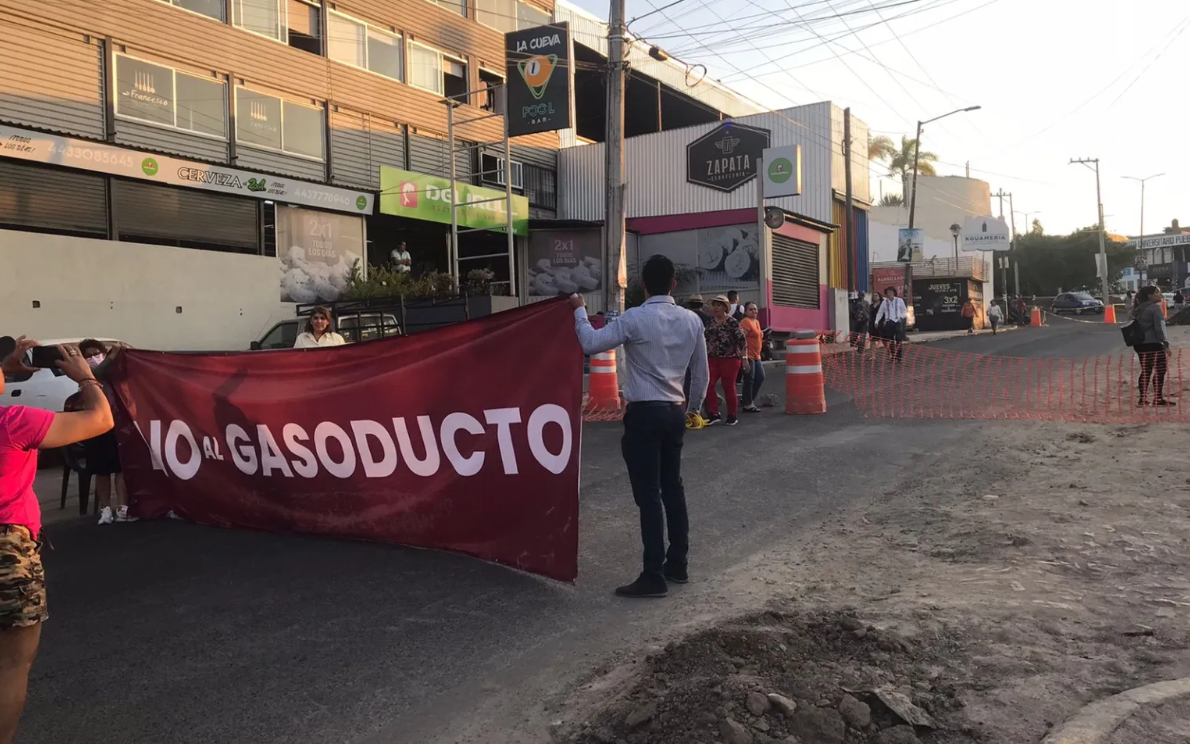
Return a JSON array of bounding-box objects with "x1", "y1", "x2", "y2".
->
[
  {"x1": 1070, "y1": 158, "x2": 1110, "y2": 303},
  {"x1": 906, "y1": 105, "x2": 981, "y2": 299},
  {"x1": 1123, "y1": 173, "x2": 1164, "y2": 285}
]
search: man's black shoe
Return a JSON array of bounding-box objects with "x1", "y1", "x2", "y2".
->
[
  {"x1": 614, "y1": 574, "x2": 668, "y2": 598},
  {"x1": 663, "y1": 563, "x2": 688, "y2": 584}
]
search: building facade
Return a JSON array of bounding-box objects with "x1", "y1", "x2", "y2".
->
[
  {"x1": 0, "y1": 0, "x2": 562, "y2": 349},
  {"x1": 555, "y1": 101, "x2": 871, "y2": 333}
]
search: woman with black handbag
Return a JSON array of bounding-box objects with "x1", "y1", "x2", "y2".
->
[{"x1": 1132, "y1": 286, "x2": 1174, "y2": 407}]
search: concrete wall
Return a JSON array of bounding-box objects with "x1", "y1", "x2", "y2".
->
[
  {"x1": 873, "y1": 176, "x2": 992, "y2": 242},
  {"x1": 1, "y1": 230, "x2": 291, "y2": 351}
]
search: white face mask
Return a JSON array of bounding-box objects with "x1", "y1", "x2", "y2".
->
[{"x1": 86, "y1": 353, "x2": 106, "y2": 369}]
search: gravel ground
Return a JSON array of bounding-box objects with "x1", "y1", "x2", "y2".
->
[{"x1": 557, "y1": 418, "x2": 1190, "y2": 744}]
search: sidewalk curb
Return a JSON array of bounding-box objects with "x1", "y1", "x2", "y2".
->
[{"x1": 1041, "y1": 676, "x2": 1190, "y2": 744}]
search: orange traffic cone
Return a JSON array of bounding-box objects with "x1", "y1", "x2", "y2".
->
[
  {"x1": 586, "y1": 350, "x2": 621, "y2": 411},
  {"x1": 1030, "y1": 306, "x2": 1042, "y2": 327},
  {"x1": 785, "y1": 339, "x2": 826, "y2": 415},
  {"x1": 1104, "y1": 304, "x2": 1117, "y2": 324}
]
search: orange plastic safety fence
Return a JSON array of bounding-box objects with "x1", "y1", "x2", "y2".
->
[{"x1": 824, "y1": 333, "x2": 1190, "y2": 423}]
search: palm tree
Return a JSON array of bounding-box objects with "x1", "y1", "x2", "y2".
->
[
  {"x1": 868, "y1": 134, "x2": 896, "y2": 164},
  {"x1": 886, "y1": 135, "x2": 938, "y2": 195},
  {"x1": 878, "y1": 194, "x2": 905, "y2": 207}
]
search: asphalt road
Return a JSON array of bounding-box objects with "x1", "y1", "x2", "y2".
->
[{"x1": 19, "y1": 323, "x2": 1126, "y2": 744}]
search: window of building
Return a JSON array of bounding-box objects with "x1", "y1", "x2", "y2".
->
[
  {"x1": 428, "y1": 0, "x2": 466, "y2": 17},
  {"x1": 476, "y1": 0, "x2": 550, "y2": 32},
  {"x1": 409, "y1": 42, "x2": 466, "y2": 99},
  {"x1": 478, "y1": 68, "x2": 504, "y2": 113},
  {"x1": 522, "y1": 163, "x2": 556, "y2": 211},
  {"x1": 480, "y1": 153, "x2": 523, "y2": 189},
  {"x1": 156, "y1": 0, "x2": 226, "y2": 21},
  {"x1": 233, "y1": 0, "x2": 285, "y2": 41},
  {"x1": 235, "y1": 87, "x2": 325, "y2": 160},
  {"x1": 327, "y1": 11, "x2": 403, "y2": 82},
  {"x1": 287, "y1": 0, "x2": 323, "y2": 55},
  {"x1": 115, "y1": 55, "x2": 228, "y2": 139}
]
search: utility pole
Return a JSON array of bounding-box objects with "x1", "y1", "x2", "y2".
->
[
  {"x1": 1123, "y1": 173, "x2": 1164, "y2": 286},
  {"x1": 844, "y1": 108, "x2": 855, "y2": 291},
  {"x1": 1070, "y1": 158, "x2": 1110, "y2": 303},
  {"x1": 1007, "y1": 192, "x2": 1019, "y2": 297},
  {"x1": 992, "y1": 189, "x2": 1010, "y2": 301},
  {"x1": 605, "y1": 0, "x2": 627, "y2": 313}
]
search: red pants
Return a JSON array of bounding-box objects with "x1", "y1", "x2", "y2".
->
[{"x1": 705, "y1": 357, "x2": 742, "y2": 417}]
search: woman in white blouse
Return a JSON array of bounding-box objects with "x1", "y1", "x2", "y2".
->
[
  {"x1": 293, "y1": 307, "x2": 347, "y2": 348},
  {"x1": 874, "y1": 286, "x2": 907, "y2": 362}
]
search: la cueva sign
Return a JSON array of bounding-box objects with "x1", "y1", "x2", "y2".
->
[{"x1": 686, "y1": 122, "x2": 771, "y2": 193}]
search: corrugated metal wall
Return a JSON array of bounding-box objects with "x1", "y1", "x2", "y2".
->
[
  {"x1": 115, "y1": 119, "x2": 229, "y2": 163},
  {"x1": 558, "y1": 102, "x2": 835, "y2": 225},
  {"x1": 0, "y1": 18, "x2": 104, "y2": 139},
  {"x1": 409, "y1": 132, "x2": 449, "y2": 178},
  {"x1": 329, "y1": 107, "x2": 406, "y2": 190},
  {"x1": 236, "y1": 144, "x2": 326, "y2": 182}
]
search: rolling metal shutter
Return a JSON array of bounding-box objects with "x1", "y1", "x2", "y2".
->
[
  {"x1": 0, "y1": 160, "x2": 107, "y2": 236},
  {"x1": 111, "y1": 179, "x2": 259, "y2": 251},
  {"x1": 771, "y1": 233, "x2": 819, "y2": 309}
]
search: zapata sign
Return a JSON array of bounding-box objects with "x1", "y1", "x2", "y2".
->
[{"x1": 686, "y1": 122, "x2": 771, "y2": 193}]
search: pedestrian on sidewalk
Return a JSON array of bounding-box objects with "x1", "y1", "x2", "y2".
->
[
  {"x1": 704, "y1": 296, "x2": 747, "y2": 425},
  {"x1": 874, "y1": 286, "x2": 907, "y2": 362},
  {"x1": 0, "y1": 336, "x2": 114, "y2": 744},
  {"x1": 962, "y1": 298, "x2": 976, "y2": 334},
  {"x1": 868, "y1": 293, "x2": 884, "y2": 355},
  {"x1": 570, "y1": 255, "x2": 708, "y2": 598},
  {"x1": 739, "y1": 302, "x2": 765, "y2": 413},
  {"x1": 850, "y1": 292, "x2": 870, "y2": 352},
  {"x1": 987, "y1": 302, "x2": 1003, "y2": 335},
  {"x1": 1133, "y1": 285, "x2": 1175, "y2": 407}
]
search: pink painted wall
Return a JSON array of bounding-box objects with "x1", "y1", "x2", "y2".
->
[{"x1": 761, "y1": 283, "x2": 830, "y2": 332}]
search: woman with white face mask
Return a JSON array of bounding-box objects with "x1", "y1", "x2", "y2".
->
[{"x1": 76, "y1": 340, "x2": 133, "y2": 525}]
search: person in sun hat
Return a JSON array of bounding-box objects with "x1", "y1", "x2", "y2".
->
[{"x1": 703, "y1": 295, "x2": 747, "y2": 426}]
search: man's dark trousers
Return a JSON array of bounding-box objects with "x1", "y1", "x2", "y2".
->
[{"x1": 621, "y1": 402, "x2": 689, "y2": 580}]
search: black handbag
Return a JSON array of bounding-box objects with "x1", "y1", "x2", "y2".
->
[{"x1": 1121, "y1": 319, "x2": 1145, "y2": 347}]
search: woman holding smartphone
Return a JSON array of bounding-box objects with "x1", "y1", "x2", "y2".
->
[{"x1": 0, "y1": 336, "x2": 114, "y2": 744}]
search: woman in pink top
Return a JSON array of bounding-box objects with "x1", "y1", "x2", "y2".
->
[{"x1": 0, "y1": 336, "x2": 113, "y2": 744}]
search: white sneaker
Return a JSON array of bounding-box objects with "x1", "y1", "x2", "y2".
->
[
  {"x1": 115, "y1": 506, "x2": 139, "y2": 523},
  {"x1": 97, "y1": 506, "x2": 114, "y2": 525}
]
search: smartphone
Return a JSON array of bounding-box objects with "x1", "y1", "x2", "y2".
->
[{"x1": 25, "y1": 346, "x2": 64, "y2": 369}]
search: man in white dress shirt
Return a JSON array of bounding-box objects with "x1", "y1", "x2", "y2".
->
[
  {"x1": 874, "y1": 285, "x2": 908, "y2": 362},
  {"x1": 571, "y1": 255, "x2": 709, "y2": 598}
]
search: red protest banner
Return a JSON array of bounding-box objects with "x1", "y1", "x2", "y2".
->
[{"x1": 106, "y1": 298, "x2": 582, "y2": 582}]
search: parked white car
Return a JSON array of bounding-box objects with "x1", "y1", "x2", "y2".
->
[{"x1": 0, "y1": 338, "x2": 127, "y2": 413}]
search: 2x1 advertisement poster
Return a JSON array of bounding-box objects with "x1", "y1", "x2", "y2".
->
[
  {"x1": 107, "y1": 299, "x2": 582, "y2": 582},
  {"x1": 527, "y1": 229, "x2": 602, "y2": 296},
  {"x1": 276, "y1": 206, "x2": 365, "y2": 303}
]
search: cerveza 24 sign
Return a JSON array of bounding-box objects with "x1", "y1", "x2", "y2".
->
[{"x1": 686, "y1": 122, "x2": 771, "y2": 193}]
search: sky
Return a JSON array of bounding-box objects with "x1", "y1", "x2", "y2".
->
[{"x1": 570, "y1": 0, "x2": 1189, "y2": 238}]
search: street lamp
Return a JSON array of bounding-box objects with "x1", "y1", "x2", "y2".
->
[
  {"x1": 1016, "y1": 210, "x2": 1041, "y2": 235},
  {"x1": 950, "y1": 223, "x2": 961, "y2": 267},
  {"x1": 1122, "y1": 173, "x2": 1164, "y2": 272},
  {"x1": 907, "y1": 106, "x2": 982, "y2": 230}
]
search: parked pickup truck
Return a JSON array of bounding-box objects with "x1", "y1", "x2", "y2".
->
[{"x1": 251, "y1": 313, "x2": 401, "y2": 350}]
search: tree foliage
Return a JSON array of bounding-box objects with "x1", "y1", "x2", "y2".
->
[
  {"x1": 878, "y1": 193, "x2": 905, "y2": 207},
  {"x1": 1030, "y1": 218, "x2": 1043, "y2": 235},
  {"x1": 1013, "y1": 228, "x2": 1133, "y2": 296}
]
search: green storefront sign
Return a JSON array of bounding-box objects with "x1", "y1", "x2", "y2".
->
[{"x1": 379, "y1": 166, "x2": 529, "y2": 236}]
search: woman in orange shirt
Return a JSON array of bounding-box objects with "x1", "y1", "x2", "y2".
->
[
  {"x1": 739, "y1": 302, "x2": 766, "y2": 413},
  {"x1": 961, "y1": 298, "x2": 976, "y2": 335}
]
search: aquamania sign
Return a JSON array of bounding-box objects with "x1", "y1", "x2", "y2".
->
[
  {"x1": 378, "y1": 166, "x2": 529, "y2": 236},
  {"x1": 0, "y1": 123, "x2": 373, "y2": 214}
]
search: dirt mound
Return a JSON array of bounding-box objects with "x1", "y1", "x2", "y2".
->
[{"x1": 567, "y1": 610, "x2": 983, "y2": 744}]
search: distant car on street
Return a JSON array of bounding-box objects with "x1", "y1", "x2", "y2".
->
[
  {"x1": 0, "y1": 337, "x2": 128, "y2": 413},
  {"x1": 1051, "y1": 291, "x2": 1104, "y2": 315}
]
